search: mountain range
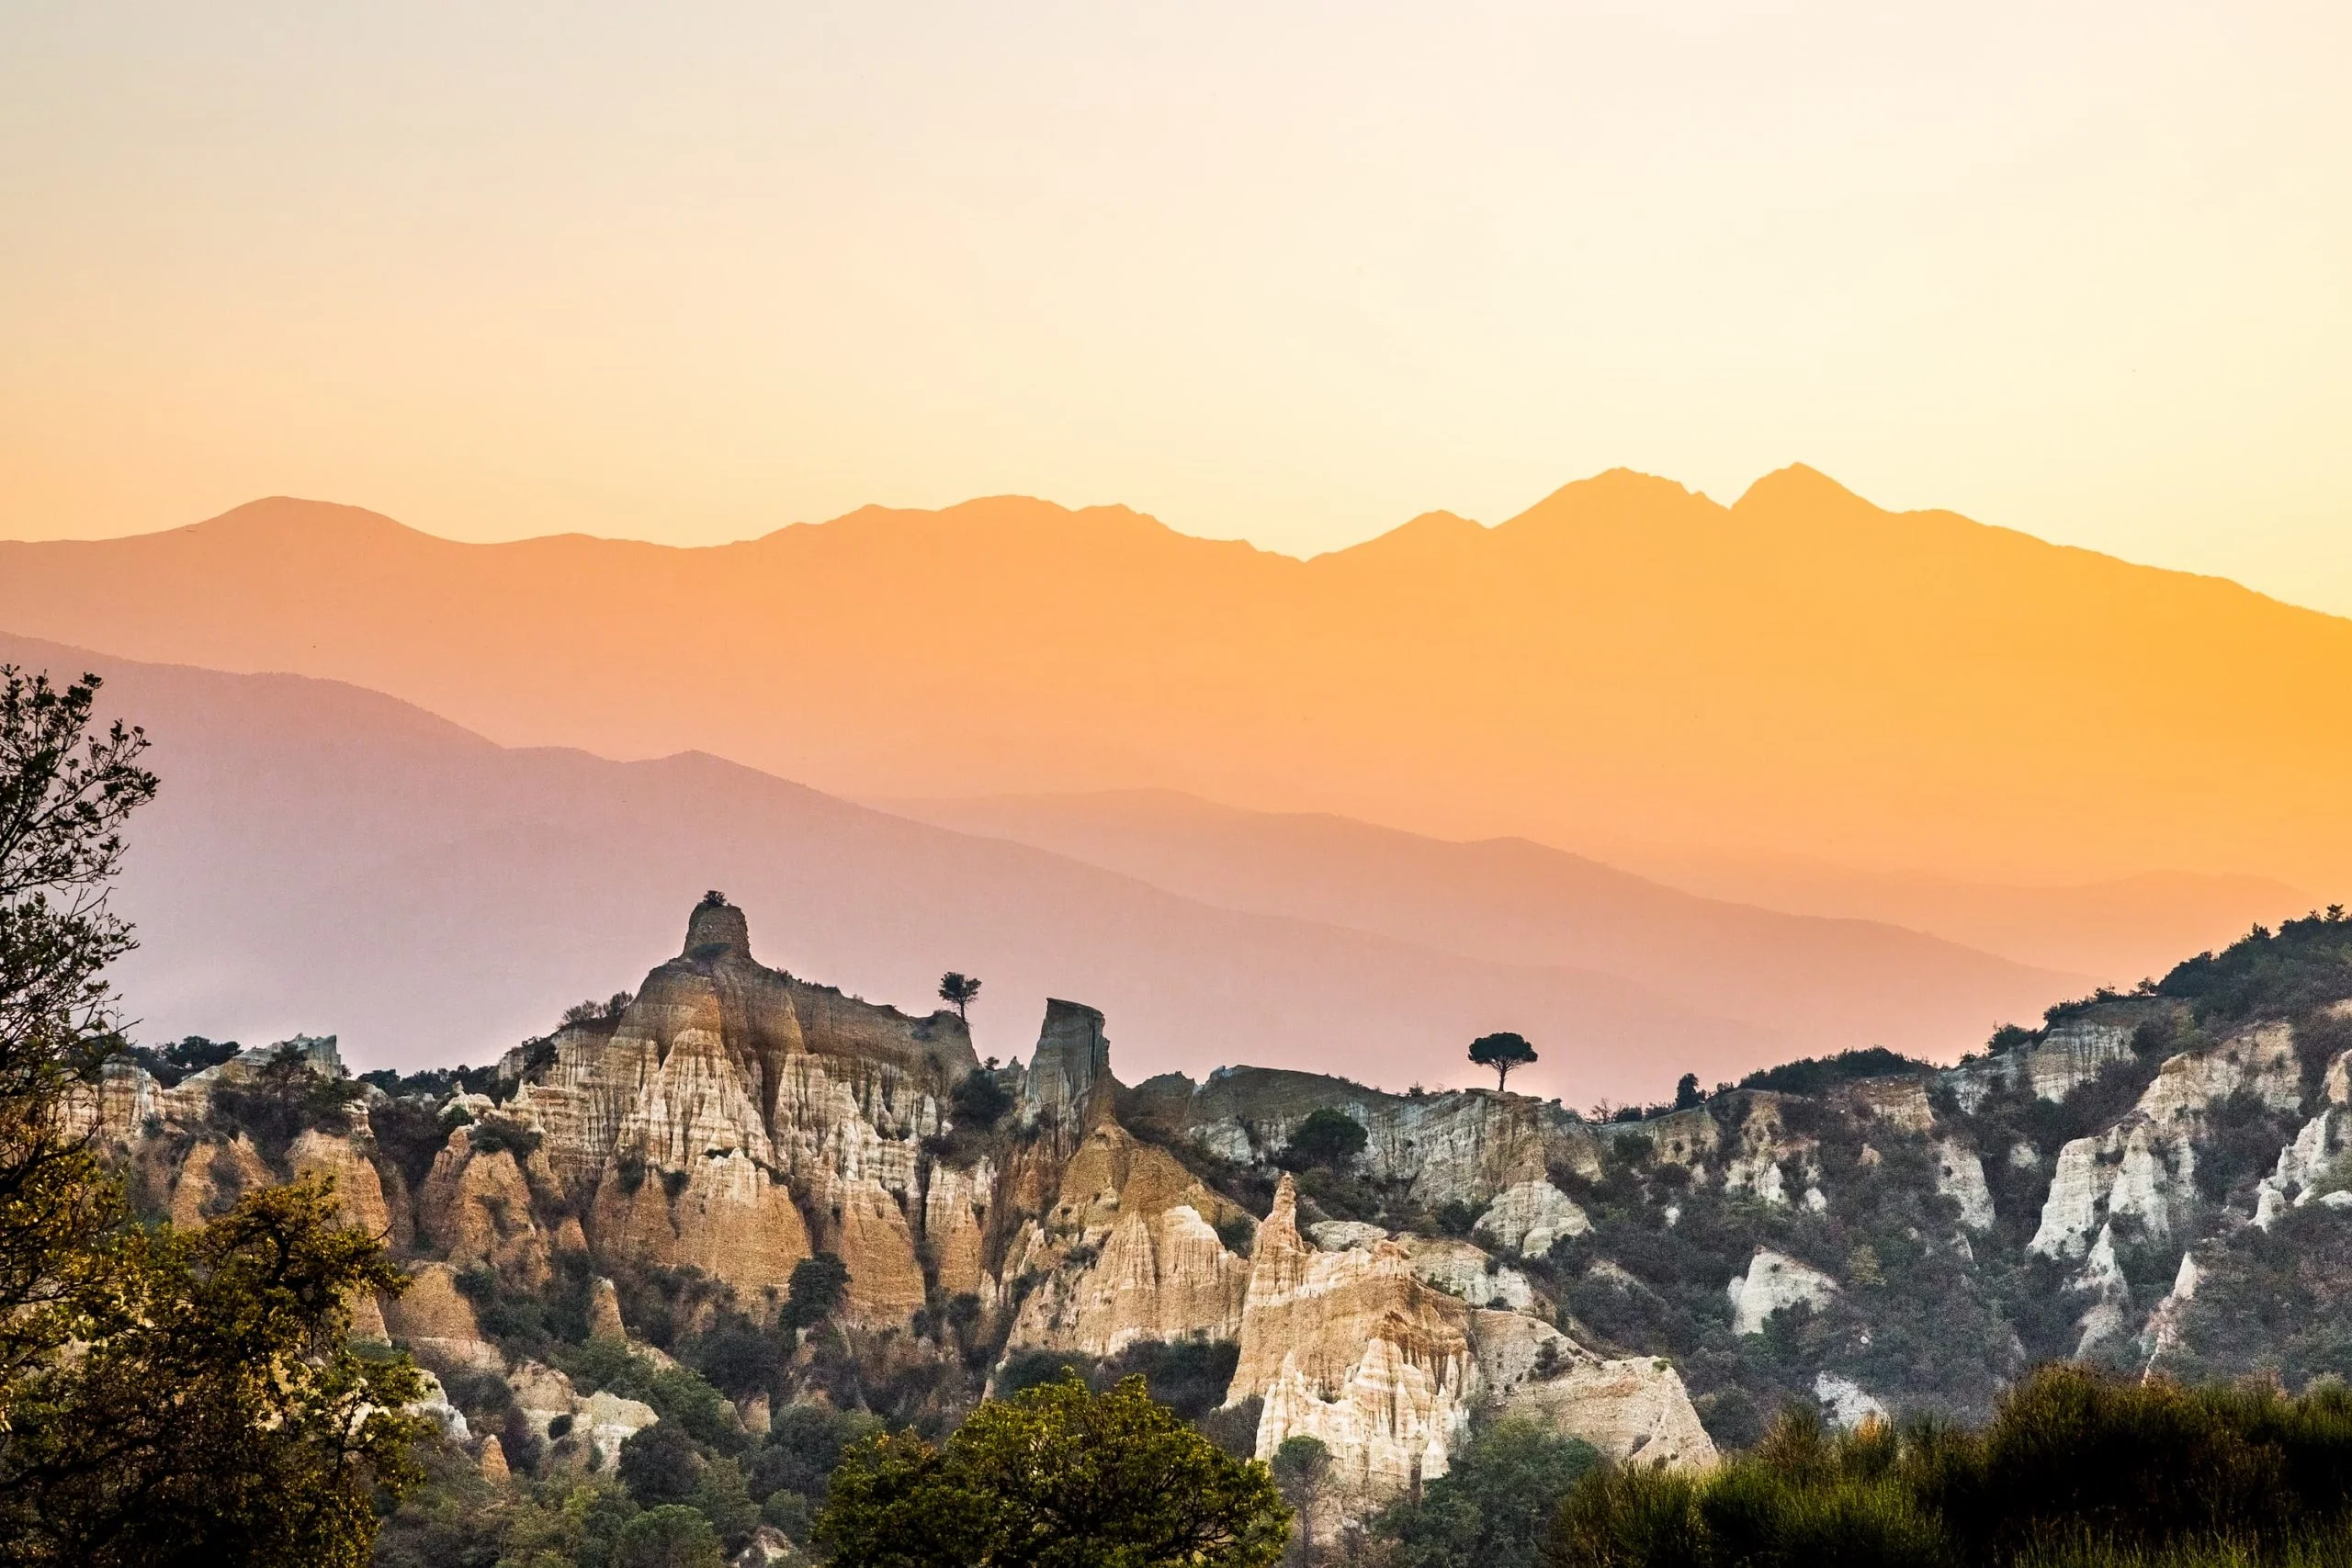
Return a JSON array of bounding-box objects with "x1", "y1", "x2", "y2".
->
[
  {"x1": 3, "y1": 632, "x2": 2080, "y2": 1101},
  {"x1": 6, "y1": 467, "x2": 2347, "y2": 919}
]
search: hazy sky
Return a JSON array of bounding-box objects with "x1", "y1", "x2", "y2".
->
[{"x1": 4, "y1": 4, "x2": 2347, "y2": 608}]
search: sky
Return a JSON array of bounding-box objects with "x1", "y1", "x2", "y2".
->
[{"x1": 3, "y1": 3, "x2": 2347, "y2": 610}]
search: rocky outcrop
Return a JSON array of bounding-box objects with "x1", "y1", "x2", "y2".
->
[
  {"x1": 580, "y1": 1390, "x2": 661, "y2": 1472},
  {"x1": 288, "y1": 1128, "x2": 395, "y2": 1237},
  {"x1": 1933, "y1": 1139, "x2": 1996, "y2": 1232},
  {"x1": 1473, "y1": 1179, "x2": 1589, "y2": 1258},
  {"x1": 385, "y1": 1261, "x2": 503, "y2": 1374},
  {"x1": 1022, "y1": 1000, "x2": 1110, "y2": 1128},
  {"x1": 1727, "y1": 1249, "x2": 1839, "y2": 1336},
  {"x1": 503, "y1": 899, "x2": 975, "y2": 1325},
  {"x1": 1815, "y1": 1372, "x2": 1889, "y2": 1429},
  {"x1": 1401, "y1": 1236, "x2": 1535, "y2": 1312},
  {"x1": 1500, "y1": 1359, "x2": 1718, "y2": 1469},
  {"x1": 1949, "y1": 1019, "x2": 2142, "y2": 1111},
  {"x1": 1136, "y1": 1068, "x2": 1601, "y2": 1211},
  {"x1": 417, "y1": 1127, "x2": 552, "y2": 1288},
  {"x1": 1229, "y1": 1176, "x2": 1477, "y2": 1498},
  {"x1": 2031, "y1": 1025, "x2": 2302, "y2": 1258},
  {"x1": 1006, "y1": 1120, "x2": 1252, "y2": 1354},
  {"x1": 167, "y1": 1134, "x2": 277, "y2": 1227}
]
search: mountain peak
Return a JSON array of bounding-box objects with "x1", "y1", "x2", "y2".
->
[{"x1": 1732, "y1": 464, "x2": 1871, "y2": 515}]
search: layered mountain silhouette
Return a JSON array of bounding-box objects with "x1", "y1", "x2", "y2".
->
[
  {"x1": 892, "y1": 788, "x2": 2287, "y2": 1026},
  {"x1": 5, "y1": 468, "x2": 2348, "y2": 919},
  {"x1": 2, "y1": 633, "x2": 2080, "y2": 1101}
]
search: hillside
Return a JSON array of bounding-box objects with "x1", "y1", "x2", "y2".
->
[
  {"x1": 6, "y1": 468, "x2": 2351, "y2": 920},
  {"x1": 3, "y1": 633, "x2": 2088, "y2": 1102},
  {"x1": 76, "y1": 896, "x2": 2352, "y2": 1561}
]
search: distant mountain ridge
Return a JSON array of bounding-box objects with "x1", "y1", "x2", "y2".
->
[
  {"x1": 6, "y1": 467, "x2": 2349, "y2": 909},
  {"x1": 0, "y1": 632, "x2": 2078, "y2": 1099}
]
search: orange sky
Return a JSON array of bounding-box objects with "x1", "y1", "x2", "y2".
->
[{"x1": 2, "y1": 5, "x2": 2347, "y2": 609}]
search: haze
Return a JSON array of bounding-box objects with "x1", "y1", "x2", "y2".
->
[{"x1": 3, "y1": 3, "x2": 2348, "y2": 612}]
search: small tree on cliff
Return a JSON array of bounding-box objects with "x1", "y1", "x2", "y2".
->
[
  {"x1": 1280, "y1": 1108, "x2": 1367, "y2": 1172},
  {"x1": 936, "y1": 972, "x2": 981, "y2": 1023},
  {"x1": 1469, "y1": 1031, "x2": 1538, "y2": 1093}
]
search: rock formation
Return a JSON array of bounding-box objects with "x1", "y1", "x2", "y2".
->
[{"x1": 92, "y1": 896, "x2": 2352, "y2": 1529}]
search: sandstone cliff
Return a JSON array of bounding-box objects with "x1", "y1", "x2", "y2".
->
[{"x1": 90, "y1": 897, "x2": 2352, "y2": 1527}]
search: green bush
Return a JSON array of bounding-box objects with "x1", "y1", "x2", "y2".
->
[
  {"x1": 1280, "y1": 1108, "x2": 1369, "y2": 1171},
  {"x1": 1543, "y1": 1367, "x2": 2352, "y2": 1568},
  {"x1": 1378, "y1": 1418, "x2": 1600, "y2": 1568}
]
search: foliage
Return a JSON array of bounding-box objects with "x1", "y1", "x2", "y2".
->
[
  {"x1": 0, "y1": 667, "x2": 427, "y2": 1565},
  {"x1": 1544, "y1": 1366, "x2": 2352, "y2": 1568},
  {"x1": 210, "y1": 1043, "x2": 367, "y2": 1160},
  {"x1": 560, "y1": 992, "x2": 634, "y2": 1030},
  {"x1": 119, "y1": 1034, "x2": 238, "y2": 1088},
  {"x1": 357, "y1": 1063, "x2": 505, "y2": 1100},
  {"x1": 1280, "y1": 1107, "x2": 1369, "y2": 1171},
  {"x1": 612, "y1": 1504, "x2": 725, "y2": 1568},
  {"x1": 820, "y1": 1373, "x2": 1289, "y2": 1567},
  {"x1": 1737, "y1": 1046, "x2": 1938, "y2": 1097},
  {"x1": 1376, "y1": 1419, "x2": 1600, "y2": 1568},
  {"x1": 0, "y1": 1180, "x2": 429, "y2": 1566},
  {"x1": 681, "y1": 1312, "x2": 785, "y2": 1401},
  {"x1": 0, "y1": 667, "x2": 157, "y2": 1399},
  {"x1": 937, "y1": 972, "x2": 982, "y2": 1022},
  {"x1": 2154, "y1": 910, "x2": 2352, "y2": 1027},
  {"x1": 553, "y1": 1337, "x2": 741, "y2": 1450},
  {"x1": 468, "y1": 1113, "x2": 544, "y2": 1161},
  {"x1": 783, "y1": 1252, "x2": 851, "y2": 1330},
  {"x1": 751, "y1": 1402, "x2": 886, "y2": 1514},
  {"x1": 620, "y1": 1422, "x2": 705, "y2": 1507},
  {"x1": 1469, "y1": 1031, "x2": 1538, "y2": 1091},
  {"x1": 949, "y1": 1068, "x2": 1013, "y2": 1130}
]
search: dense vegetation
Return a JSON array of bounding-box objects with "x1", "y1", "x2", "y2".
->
[
  {"x1": 0, "y1": 666, "x2": 424, "y2": 1565},
  {"x1": 1546, "y1": 1366, "x2": 2352, "y2": 1568}
]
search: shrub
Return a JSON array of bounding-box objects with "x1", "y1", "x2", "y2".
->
[
  {"x1": 618, "y1": 1421, "x2": 703, "y2": 1507},
  {"x1": 1377, "y1": 1418, "x2": 1600, "y2": 1568},
  {"x1": 1543, "y1": 1367, "x2": 2352, "y2": 1568},
  {"x1": 1737, "y1": 1047, "x2": 1938, "y2": 1097},
  {"x1": 782, "y1": 1254, "x2": 851, "y2": 1331},
  {"x1": 468, "y1": 1114, "x2": 542, "y2": 1161},
  {"x1": 1280, "y1": 1107, "x2": 1369, "y2": 1171},
  {"x1": 949, "y1": 1071, "x2": 1013, "y2": 1130}
]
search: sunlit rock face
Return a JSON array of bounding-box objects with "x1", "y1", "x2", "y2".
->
[
  {"x1": 506, "y1": 898, "x2": 975, "y2": 1323},
  {"x1": 1128, "y1": 1067, "x2": 1602, "y2": 1212},
  {"x1": 2030, "y1": 1023, "x2": 2304, "y2": 1260},
  {"x1": 1004, "y1": 1116, "x2": 1254, "y2": 1356},
  {"x1": 1227, "y1": 1175, "x2": 1479, "y2": 1497}
]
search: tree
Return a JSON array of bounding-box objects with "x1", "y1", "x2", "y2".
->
[
  {"x1": 0, "y1": 667, "x2": 426, "y2": 1565},
  {"x1": 1272, "y1": 1436, "x2": 1332, "y2": 1562},
  {"x1": 1374, "y1": 1419, "x2": 1598, "y2": 1568},
  {"x1": 937, "y1": 972, "x2": 982, "y2": 1023},
  {"x1": 949, "y1": 1069, "x2": 1012, "y2": 1130},
  {"x1": 782, "y1": 1252, "x2": 851, "y2": 1330},
  {"x1": 613, "y1": 1505, "x2": 724, "y2": 1568},
  {"x1": 1280, "y1": 1108, "x2": 1368, "y2": 1171},
  {"x1": 0, "y1": 1180, "x2": 429, "y2": 1566},
  {"x1": 819, "y1": 1374, "x2": 1289, "y2": 1567},
  {"x1": 0, "y1": 668, "x2": 157, "y2": 1402},
  {"x1": 618, "y1": 1422, "x2": 704, "y2": 1507},
  {"x1": 1673, "y1": 1073, "x2": 1703, "y2": 1111},
  {"x1": 1467, "y1": 1032, "x2": 1538, "y2": 1093}
]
